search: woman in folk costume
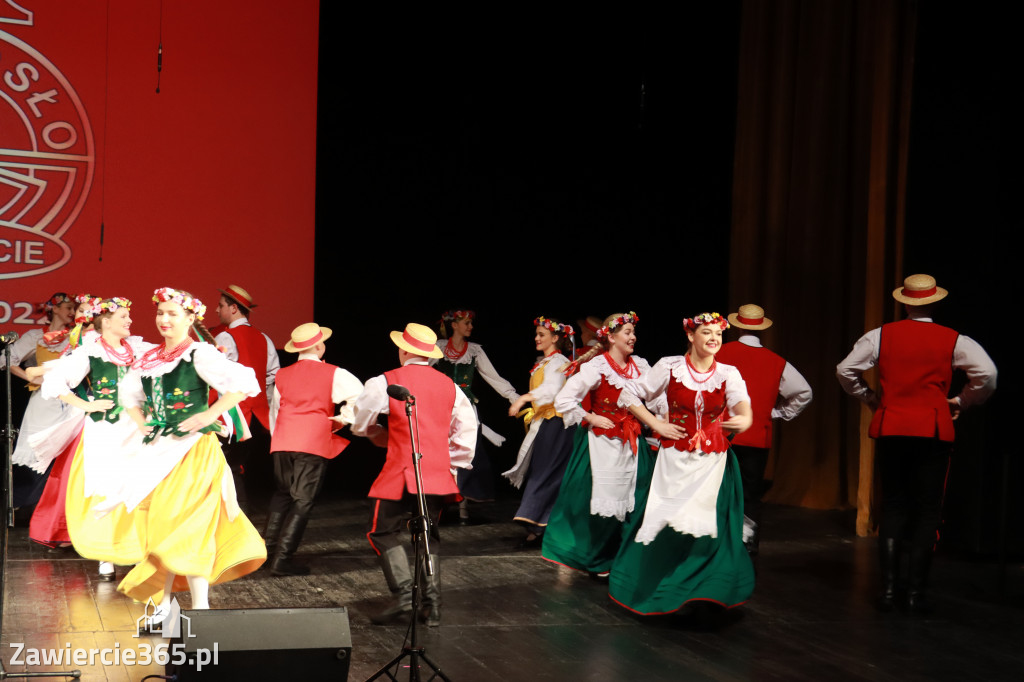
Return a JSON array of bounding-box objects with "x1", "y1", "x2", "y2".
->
[
  {"x1": 610, "y1": 313, "x2": 755, "y2": 615},
  {"x1": 543, "y1": 312, "x2": 665, "y2": 574},
  {"x1": 35, "y1": 297, "x2": 153, "y2": 582},
  {"x1": 1, "y1": 293, "x2": 78, "y2": 507},
  {"x1": 431, "y1": 309, "x2": 520, "y2": 522},
  {"x1": 104, "y1": 288, "x2": 265, "y2": 618},
  {"x1": 504, "y1": 317, "x2": 577, "y2": 548},
  {"x1": 26, "y1": 294, "x2": 105, "y2": 551}
]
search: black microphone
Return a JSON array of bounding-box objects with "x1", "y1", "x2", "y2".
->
[
  {"x1": 386, "y1": 384, "x2": 414, "y2": 402},
  {"x1": 1, "y1": 331, "x2": 20, "y2": 344}
]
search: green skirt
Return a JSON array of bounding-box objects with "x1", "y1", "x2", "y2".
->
[
  {"x1": 542, "y1": 428, "x2": 655, "y2": 574},
  {"x1": 608, "y1": 448, "x2": 754, "y2": 614}
]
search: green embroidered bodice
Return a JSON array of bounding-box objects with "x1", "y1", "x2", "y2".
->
[
  {"x1": 140, "y1": 355, "x2": 217, "y2": 442},
  {"x1": 86, "y1": 356, "x2": 130, "y2": 423},
  {"x1": 436, "y1": 356, "x2": 478, "y2": 403}
]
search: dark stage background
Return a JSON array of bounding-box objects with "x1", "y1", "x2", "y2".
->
[
  {"x1": 307, "y1": 4, "x2": 1019, "y2": 555},
  {"x1": 4, "y1": 3, "x2": 1016, "y2": 557}
]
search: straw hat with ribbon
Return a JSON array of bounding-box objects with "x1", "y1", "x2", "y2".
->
[
  {"x1": 728, "y1": 304, "x2": 773, "y2": 330},
  {"x1": 892, "y1": 274, "x2": 948, "y2": 306},
  {"x1": 218, "y1": 284, "x2": 258, "y2": 310},
  {"x1": 390, "y1": 322, "x2": 443, "y2": 359},
  {"x1": 285, "y1": 323, "x2": 332, "y2": 353}
]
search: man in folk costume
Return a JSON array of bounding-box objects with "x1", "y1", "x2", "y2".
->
[
  {"x1": 351, "y1": 323, "x2": 477, "y2": 627},
  {"x1": 264, "y1": 323, "x2": 364, "y2": 576},
  {"x1": 837, "y1": 274, "x2": 997, "y2": 613},
  {"x1": 716, "y1": 304, "x2": 813, "y2": 554},
  {"x1": 212, "y1": 284, "x2": 281, "y2": 514}
]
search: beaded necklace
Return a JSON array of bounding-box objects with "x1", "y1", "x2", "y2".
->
[
  {"x1": 443, "y1": 339, "x2": 469, "y2": 362},
  {"x1": 604, "y1": 352, "x2": 639, "y2": 379},
  {"x1": 101, "y1": 337, "x2": 135, "y2": 366},
  {"x1": 134, "y1": 337, "x2": 193, "y2": 371}
]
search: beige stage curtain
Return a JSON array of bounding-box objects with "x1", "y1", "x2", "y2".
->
[{"x1": 729, "y1": 0, "x2": 917, "y2": 534}]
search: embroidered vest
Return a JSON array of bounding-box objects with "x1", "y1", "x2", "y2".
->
[
  {"x1": 86, "y1": 356, "x2": 130, "y2": 424},
  {"x1": 141, "y1": 351, "x2": 218, "y2": 443},
  {"x1": 588, "y1": 371, "x2": 642, "y2": 452},
  {"x1": 435, "y1": 356, "x2": 478, "y2": 403},
  {"x1": 663, "y1": 378, "x2": 730, "y2": 453}
]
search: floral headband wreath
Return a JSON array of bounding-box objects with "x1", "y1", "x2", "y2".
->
[
  {"x1": 534, "y1": 316, "x2": 574, "y2": 338},
  {"x1": 73, "y1": 294, "x2": 103, "y2": 322},
  {"x1": 153, "y1": 287, "x2": 206, "y2": 320},
  {"x1": 683, "y1": 312, "x2": 730, "y2": 332},
  {"x1": 98, "y1": 297, "x2": 132, "y2": 315},
  {"x1": 37, "y1": 292, "x2": 72, "y2": 316},
  {"x1": 441, "y1": 309, "x2": 475, "y2": 323},
  {"x1": 597, "y1": 311, "x2": 639, "y2": 338}
]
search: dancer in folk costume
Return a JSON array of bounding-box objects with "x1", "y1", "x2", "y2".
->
[
  {"x1": 35, "y1": 297, "x2": 154, "y2": 581},
  {"x1": 1, "y1": 293, "x2": 78, "y2": 507},
  {"x1": 504, "y1": 317, "x2": 577, "y2": 549},
  {"x1": 716, "y1": 304, "x2": 813, "y2": 555},
  {"x1": 611, "y1": 313, "x2": 756, "y2": 615},
  {"x1": 543, "y1": 312, "x2": 664, "y2": 574},
  {"x1": 26, "y1": 294, "x2": 104, "y2": 550},
  {"x1": 432, "y1": 309, "x2": 520, "y2": 522},
  {"x1": 101, "y1": 288, "x2": 265, "y2": 621},
  {"x1": 837, "y1": 274, "x2": 996, "y2": 613},
  {"x1": 212, "y1": 284, "x2": 280, "y2": 514},
  {"x1": 351, "y1": 322, "x2": 477, "y2": 627},
  {"x1": 264, "y1": 323, "x2": 363, "y2": 576}
]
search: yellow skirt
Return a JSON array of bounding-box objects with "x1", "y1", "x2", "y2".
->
[
  {"x1": 65, "y1": 438, "x2": 147, "y2": 565},
  {"x1": 117, "y1": 433, "x2": 266, "y2": 604}
]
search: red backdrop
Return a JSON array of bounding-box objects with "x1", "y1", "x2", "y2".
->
[{"x1": 1, "y1": 0, "x2": 318, "y2": 347}]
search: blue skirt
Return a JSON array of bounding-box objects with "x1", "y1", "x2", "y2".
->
[{"x1": 513, "y1": 417, "x2": 576, "y2": 533}]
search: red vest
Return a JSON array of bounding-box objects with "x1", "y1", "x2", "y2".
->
[
  {"x1": 587, "y1": 371, "x2": 642, "y2": 454},
  {"x1": 270, "y1": 360, "x2": 350, "y2": 459},
  {"x1": 661, "y1": 379, "x2": 730, "y2": 454},
  {"x1": 225, "y1": 324, "x2": 271, "y2": 427},
  {"x1": 870, "y1": 319, "x2": 959, "y2": 442},
  {"x1": 369, "y1": 364, "x2": 459, "y2": 500},
  {"x1": 716, "y1": 341, "x2": 786, "y2": 449}
]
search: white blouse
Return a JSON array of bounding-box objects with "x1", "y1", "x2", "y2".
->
[{"x1": 432, "y1": 339, "x2": 520, "y2": 403}]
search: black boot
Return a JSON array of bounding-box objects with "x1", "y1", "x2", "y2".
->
[
  {"x1": 876, "y1": 537, "x2": 898, "y2": 612},
  {"x1": 419, "y1": 554, "x2": 441, "y2": 627},
  {"x1": 906, "y1": 547, "x2": 934, "y2": 615},
  {"x1": 262, "y1": 511, "x2": 285, "y2": 556},
  {"x1": 371, "y1": 546, "x2": 413, "y2": 625},
  {"x1": 269, "y1": 513, "x2": 310, "y2": 576}
]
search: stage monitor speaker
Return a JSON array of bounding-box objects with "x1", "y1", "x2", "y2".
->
[{"x1": 168, "y1": 606, "x2": 351, "y2": 680}]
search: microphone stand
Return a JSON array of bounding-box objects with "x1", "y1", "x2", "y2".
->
[
  {"x1": 367, "y1": 394, "x2": 451, "y2": 682},
  {"x1": 1, "y1": 337, "x2": 81, "y2": 679}
]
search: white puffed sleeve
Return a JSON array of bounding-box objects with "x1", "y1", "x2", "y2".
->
[
  {"x1": 39, "y1": 348, "x2": 91, "y2": 400},
  {"x1": 191, "y1": 343, "x2": 260, "y2": 397},
  {"x1": 530, "y1": 353, "x2": 569, "y2": 405},
  {"x1": 474, "y1": 345, "x2": 520, "y2": 403},
  {"x1": 1, "y1": 329, "x2": 41, "y2": 369},
  {"x1": 619, "y1": 356, "x2": 676, "y2": 408},
  {"x1": 554, "y1": 361, "x2": 602, "y2": 428}
]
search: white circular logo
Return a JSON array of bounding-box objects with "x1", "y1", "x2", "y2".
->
[{"x1": 1, "y1": 28, "x2": 94, "y2": 279}]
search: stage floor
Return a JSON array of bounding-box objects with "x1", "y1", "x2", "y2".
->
[{"x1": 2, "y1": 496, "x2": 1022, "y2": 681}]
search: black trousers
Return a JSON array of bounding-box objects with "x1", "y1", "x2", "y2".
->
[
  {"x1": 268, "y1": 451, "x2": 329, "y2": 519},
  {"x1": 366, "y1": 492, "x2": 444, "y2": 556},
  {"x1": 875, "y1": 436, "x2": 952, "y2": 551},
  {"x1": 732, "y1": 444, "x2": 769, "y2": 527}
]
